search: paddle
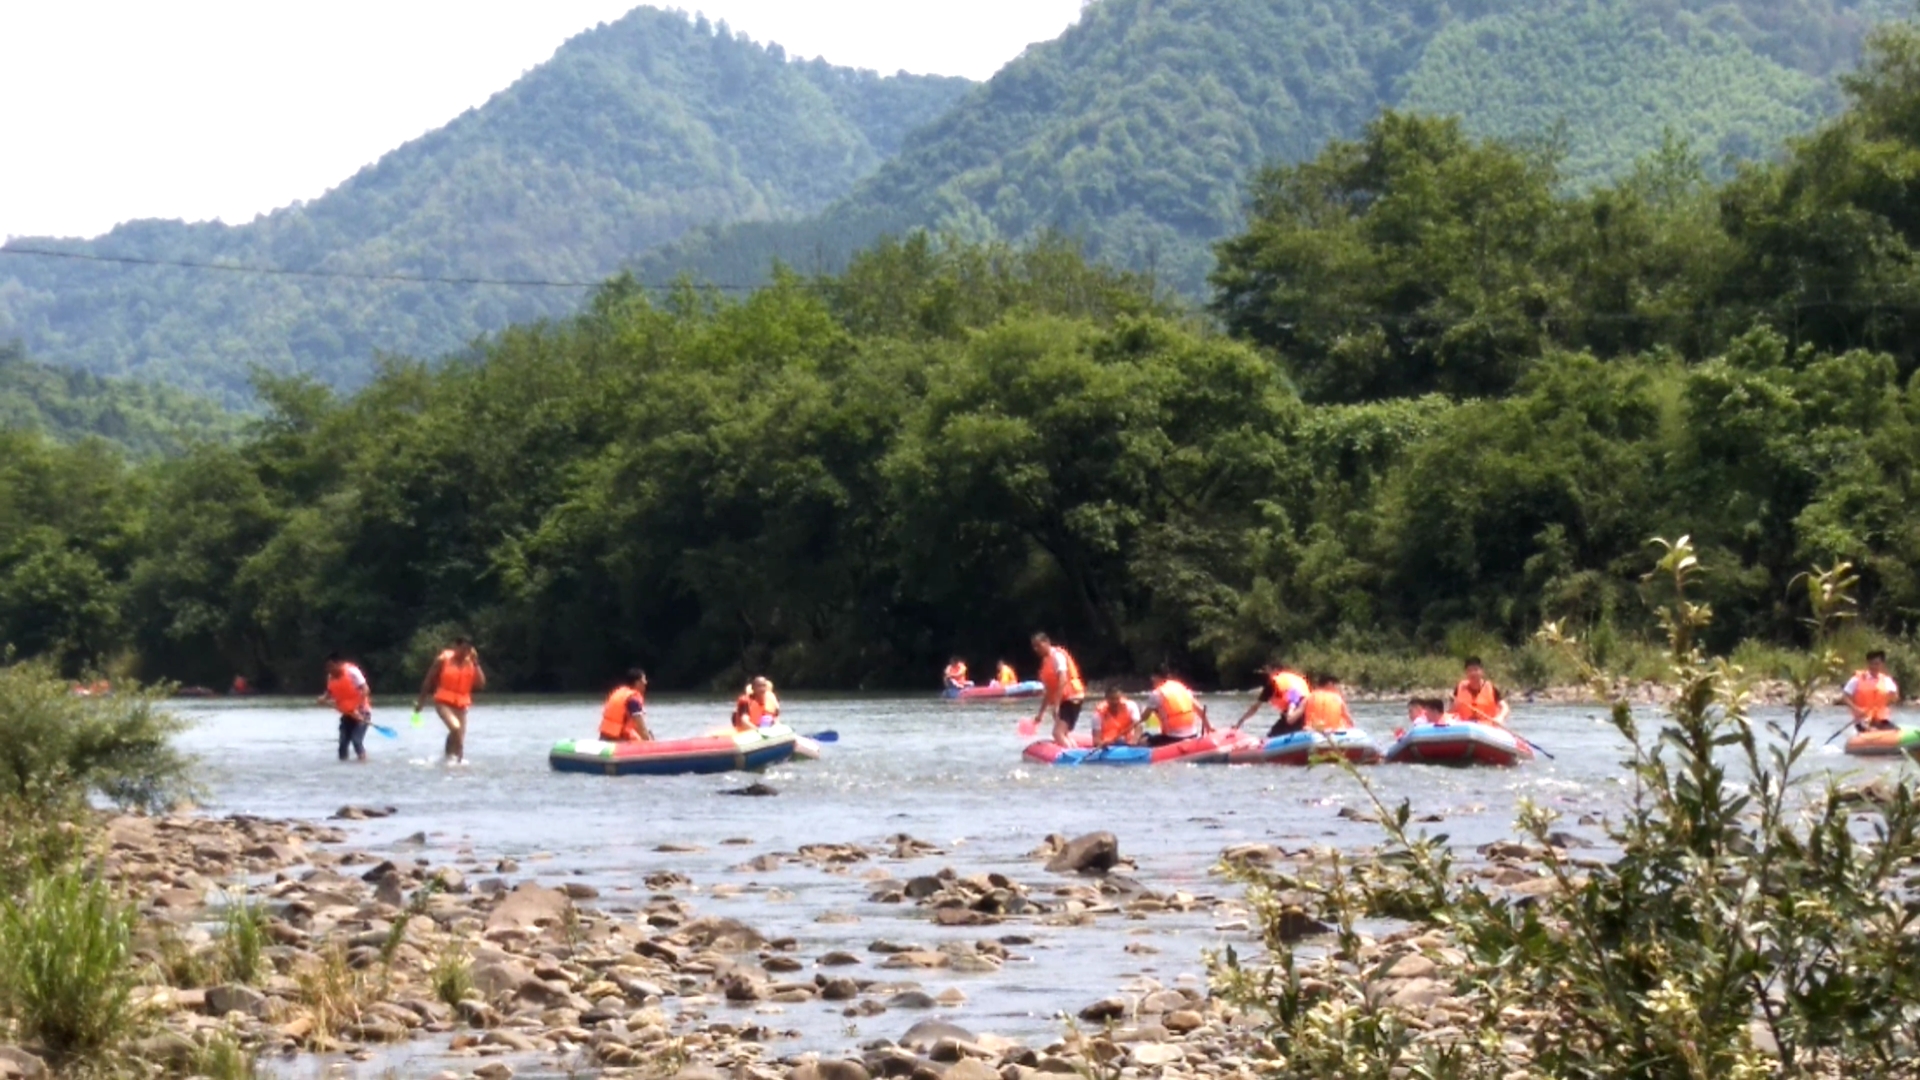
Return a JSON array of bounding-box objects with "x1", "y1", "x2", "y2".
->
[
  {"x1": 1518, "y1": 736, "x2": 1556, "y2": 760},
  {"x1": 804, "y1": 730, "x2": 840, "y2": 743},
  {"x1": 370, "y1": 723, "x2": 398, "y2": 739},
  {"x1": 1017, "y1": 716, "x2": 1040, "y2": 738},
  {"x1": 1824, "y1": 720, "x2": 1861, "y2": 745}
]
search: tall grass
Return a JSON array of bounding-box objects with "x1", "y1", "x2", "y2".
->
[
  {"x1": 217, "y1": 890, "x2": 268, "y2": 985},
  {"x1": 431, "y1": 941, "x2": 473, "y2": 1010},
  {"x1": 0, "y1": 862, "x2": 143, "y2": 1064}
]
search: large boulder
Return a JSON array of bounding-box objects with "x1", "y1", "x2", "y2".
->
[
  {"x1": 484, "y1": 883, "x2": 570, "y2": 932},
  {"x1": 1045, "y1": 832, "x2": 1119, "y2": 874},
  {"x1": 678, "y1": 916, "x2": 766, "y2": 951},
  {"x1": 898, "y1": 1019, "x2": 976, "y2": 1053}
]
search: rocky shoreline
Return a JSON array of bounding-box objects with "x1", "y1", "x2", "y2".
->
[{"x1": 3, "y1": 812, "x2": 1322, "y2": 1080}]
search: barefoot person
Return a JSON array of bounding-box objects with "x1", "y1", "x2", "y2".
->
[
  {"x1": 414, "y1": 636, "x2": 485, "y2": 764},
  {"x1": 1030, "y1": 632, "x2": 1086, "y2": 747},
  {"x1": 316, "y1": 653, "x2": 372, "y2": 763},
  {"x1": 599, "y1": 668, "x2": 653, "y2": 743}
]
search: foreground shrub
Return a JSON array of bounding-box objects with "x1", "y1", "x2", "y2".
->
[
  {"x1": 1216, "y1": 538, "x2": 1920, "y2": 1078},
  {"x1": 0, "y1": 861, "x2": 142, "y2": 1064},
  {"x1": 0, "y1": 658, "x2": 195, "y2": 812}
]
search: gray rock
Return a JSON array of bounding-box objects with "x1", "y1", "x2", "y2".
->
[
  {"x1": 484, "y1": 883, "x2": 571, "y2": 932},
  {"x1": 473, "y1": 1064, "x2": 515, "y2": 1080},
  {"x1": 1045, "y1": 832, "x2": 1119, "y2": 875},
  {"x1": 680, "y1": 915, "x2": 767, "y2": 951},
  {"x1": 793, "y1": 1062, "x2": 872, "y2": 1080},
  {"x1": 889, "y1": 991, "x2": 936, "y2": 1009},
  {"x1": 204, "y1": 983, "x2": 270, "y2": 1018},
  {"x1": 471, "y1": 959, "x2": 535, "y2": 999},
  {"x1": 941, "y1": 1060, "x2": 999, "y2": 1080},
  {"x1": 0, "y1": 1047, "x2": 46, "y2": 1080},
  {"x1": 821, "y1": 977, "x2": 861, "y2": 1001},
  {"x1": 482, "y1": 1030, "x2": 540, "y2": 1052},
  {"x1": 899, "y1": 1019, "x2": 976, "y2": 1053},
  {"x1": 669, "y1": 1067, "x2": 725, "y2": 1080},
  {"x1": 1077, "y1": 996, "x2": 1127, "y2": 1022},
  {"x1": 819, "y1": 950, "x2": 862, "y2": 966},
  {"x1": 432, "y1": 866, "x2": 469, "y2": 893}
]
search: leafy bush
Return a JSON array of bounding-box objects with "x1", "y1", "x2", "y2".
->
[
  {"x1": 1217, "y1": 539, "x2": 1920, "y2": 1076},
  {"x1": 0, "y1": 659, "x2": 195, "y2": 812},
  {"x1": 0, "y1": 862, "x2": 143, "y2": 1065}
]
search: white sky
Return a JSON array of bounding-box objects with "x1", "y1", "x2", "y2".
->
[{"x1": 0, "y1": 1, "x2": 1087, "y2": 241}]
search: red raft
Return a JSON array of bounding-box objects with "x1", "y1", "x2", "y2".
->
[{"x1": 1022, "y1": 729, "x2": 1255, "y2": 766}]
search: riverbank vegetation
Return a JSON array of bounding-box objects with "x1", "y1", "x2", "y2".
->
[
  {"x1": 10, "y1": 24, "x2": 1920, "y2": 693},
  {"x1": 1218, "y1": 540, "x2": 1920, "y2": 1076}
]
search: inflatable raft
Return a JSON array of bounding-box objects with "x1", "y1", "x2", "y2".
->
[
  {"x1": 1383, "y1": 722, "x2": 1534, "y2": 767},
  {"x1": 1022, "y1": 729, "x2": 1253, "y2": 766},
  {"x1": 1843, "y1": 725, "x2": 1919, "y2": 757},
  {"x1": 945, "y1": 681, "x2": 1044, "y2": 701},
  {"x1": 1219, "y1": 728, "x2": 1382, "y2": 766},
  {"x1": 549, "y1": 724, "x2": 798, "y2": 776}
]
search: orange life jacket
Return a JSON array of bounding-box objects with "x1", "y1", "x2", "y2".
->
[
  {"x1": 1039, "y1": 646, "x2": 1085, "y2": 704},
  {"x1": 600, "y1": 685, "x2": 642, "y2": 741},
  {"x1": 1851, "y1": 670, "x2": 1896, "y2": 723},
  {"x1": 1154, "y1": 680, "x2": 1201, "y2": 739},
  {"x1": 433, "y1": 651, "x2": 477, "y2": 708},
  {"x1": 733, "y1": 691, "x2": 779, "y2": 732},
  {"x1": 326, "y1": 663, "x2": 369, "y2": 716},
  {"x1": 944, "y1": 662, "x2": 969, "y2": 686},
  {"x1": 1302, "y1": 689, "x2": 1350, "y2": 732},
  {"x1": 1453, "y1": 679, "x2": 1501, "y2": 724},
  {"x1": 1096, "y1": 699, "x2": 1139, "y2": 745},
  {"x1": 1269, "y1": 671, "x2": 1310, "y2": 710},
  {"x1": 996, "y1": 663, "x2": 1017, "y2": 687}
]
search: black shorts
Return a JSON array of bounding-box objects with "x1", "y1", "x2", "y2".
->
[
  {"x1": 1058, "y1": 699, "x2": 1083, "y2": 729},
  {"x1": 1145, "y1": 733, "x2": 1192, "y2": 747}
]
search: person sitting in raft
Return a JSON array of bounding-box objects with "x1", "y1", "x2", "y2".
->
[
  {"x1": 1300, "y1": 673, "x2": 1356, "y2": 733},
  {"x1": 1094, "y1": 685, "x2": 1142, "y2": 748},
  {"x1": 1235, "y1": 660, "x2": 1309, "y2": 736},
  {"x1": 1451, "y1": 657, "x2": 1511, "y2": 726},
  {"x1": 732, "y1": 677, "x2": 781, "y2": 732},
  {"x1": 1031, "y1": 632, "x2": 1087, "y2": 747},
  {"x1": 995, "y1": 660, "x2": 1018, "y2": 687},
  {"x1": 315, "y1": 653, "x2": 372, "y2": 763},
  {"x1": 943, "y1": 657, "x2": 972, "y2": 691},
  {"x1": 1845, "y1": 650, "x2": 1900, "y2": 732},
  {"x1": 1405, "y1": 697, "x2": 1447, "y2": 727},
  {"x1": 598, "y1": 668, "x2": 653, "y2": 743},
  {"x1": 1142, "y1": 665, "x2": 1208, "y2": 746}
]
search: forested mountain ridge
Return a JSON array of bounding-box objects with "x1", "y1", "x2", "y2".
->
[
  {"x1": 0, "y1": 7, "x2": 971, "y2": 401},
  {"x1": 0, "y1": 343, "x2": 238, "y2": 457},
  {"x1": 647, "y1": 0, "x2": 1906, "y2": 294}
]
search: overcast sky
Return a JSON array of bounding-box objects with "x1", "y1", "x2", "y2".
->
[{"x1": 0, "y1": 1, "x2": 1086, "y2": 241}]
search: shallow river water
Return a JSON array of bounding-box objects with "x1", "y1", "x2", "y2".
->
[{"x1": 169, "y1": 692, "x2": 1904, "y2": 1076}]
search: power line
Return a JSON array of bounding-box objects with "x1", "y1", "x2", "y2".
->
[{"x1": 0, "y1": 244, "x2": 780, "y2": 292}]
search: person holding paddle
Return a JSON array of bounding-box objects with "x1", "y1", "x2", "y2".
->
[
  {"x1": 1451, "y1": 657, "x2": 1511, "y2": 726},
  {"x1": 317, "y1": 653, "x2": 373, "y2": 763},
  {"x1": 1845, "y1": 651, "x2": 1900, "y2": 732},
  {"x1": 415, "y1": 636, "x2": 485, "y2": 765}
]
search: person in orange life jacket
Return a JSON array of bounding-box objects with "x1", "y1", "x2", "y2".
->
[
  {"x1": 1094, "y1": 685, "x2": 1142, "y2": 747},
  {"x1": 995, "y1": 661, "x2": 1018, "y2": 687},
  {"x1": 1845, "y1": 650, "x2": 1900, "y2": 732},
  {"x1": 414, "y1": 636, "x2": 486, "y2": 765},
  {"x1": 316, "y1": 652, "x2": 372, "y2": 762},
  {"x1": 1235, "y1": 660, "x2": 1309, "y2": 736},
  {"x1": 1030, "y1": 632, "x2": 1087, "y2": 747},
  {"x1": 943, "y1": 658, "x2": 972, "y2": 691},
  {"x1": 599, "y1": 669, "x2": 653, "y2": 743},
  {"x1": 1451, "y1": 657, "x2": 1510, "y2": 726},
  {"x1": 1299, "y1": 673, "x2": 1355, "y2": 733},
  {"x1": 732, "y1": 677, "x2": 781, "y2": 732},
  {"x1": 1142, "y1": 665, "x2": 1208, "y2": 746}
]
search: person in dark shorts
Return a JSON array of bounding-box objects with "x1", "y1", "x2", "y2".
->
[{"x1": 316, "y1": 653, "x2": 372, "y2": 762}]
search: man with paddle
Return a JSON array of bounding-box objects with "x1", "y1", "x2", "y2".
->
[
  {"x1": 316, "y1": 652, "x2": 373, "y2": 763},
  {"x1": 1844, "y1": 650, "x2": 1900, "y2": 732}
]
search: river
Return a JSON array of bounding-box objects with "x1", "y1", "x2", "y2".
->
[{"x1": 168, "y1": 692, "x2": 1899, "y2": 1075}]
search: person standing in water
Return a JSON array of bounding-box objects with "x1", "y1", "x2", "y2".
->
[
  {"x1": 414, "y1": 636, "x2": 486, "y2": 764},
  {"x1": 316, "y1": 653, "x2": 372, "y2": 763},
  {"x1": 1030, "y1": 632, "x2": 1086, "y2": 747}
]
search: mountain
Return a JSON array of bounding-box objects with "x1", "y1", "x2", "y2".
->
[
  {"x1": 0, "y1": 7, "x2": 971, "y2": 400},
  {"x1": 0, "y1": 343, "x2": 237, "y2": 456},
  {"x1": 644, "y1": 0, "x2": 1906, "y2": 295}
]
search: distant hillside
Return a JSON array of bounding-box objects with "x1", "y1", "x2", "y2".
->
[
  {"x1": 645, "y1": 0, "x2": 1905, "y2": 295},
  {"x1": 0, "y1": 343, "x2": 237, "y2": 456},
  {"x1": 0, "y1": 6, "x2": 971, "y2": 400}
]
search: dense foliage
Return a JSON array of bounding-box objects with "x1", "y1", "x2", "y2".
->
[
  {"x1": 0, "y1": 7, "x2": 970, "y2": 400},
  {"x1": 0, "y1": 342, "x2": 237, "y2": 455},
  {"x1": 648, "y1": 0, "x2": 1902, "y2": 296},
  {"x1": 9, "y1": 23, "x2": 1920, "y2": 693}
]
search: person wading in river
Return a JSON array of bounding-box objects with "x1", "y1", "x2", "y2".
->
[
  {"x1": 1236, "y1": 660, "x2": 1308, "y2": 736},
  {"x1": 316, "y1": 653, "x2": 372, "y2": 763},
  {"x1": 1030, "y1": 632, "x2": 1086, "y2": 748},
  {"x1": 414, "y1": 636, "x2": 486, "y2": 765}
]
